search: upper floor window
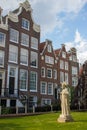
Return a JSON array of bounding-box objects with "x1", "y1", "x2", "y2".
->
[
  {"x1": 30, "y1": 71, "x2": 37, "y2": 92},
  {"x1": 48, "y1": 44, "x2": 52, "y2": 52},
  {"x1": 22, "y1": 18, "x2": 29, "y2": 30},
  {"x1": 47, "y1": 68, "x2": 52, "y2": 78},
  {"x1": 31, "y1": 37, "x2": 38, "y2": 50},
  {"x1": 65, "y1": 73, "x2": 68, "y2": 84},
  {"x1": 0, "y1": 32, "x2": 6, "y2": 47},
  {"x1": 53, "y1": 69, "x2": 57, "y2": 79},
  {"x1": 72, "y1": 55, "x2": 77, "y2": 62},
  {"x1": 41, "y1": 67, "x2": 45, "y2": 77},
  {"x1": 10, "y1": 28, "x2": 19, "y2": 43},
  {"x1": 60, "y1": 60, "x2": 64, "y2": 69},
  {"x1": 21, "y1": 33, "x2": 29, "y2": 46},
  {"x1": 19, "y1": 69, "x2": 28, "y2": 90},
  {"x1": 41, "y1": 82, "x2": 47, "y2": 94},
  {"x1": 48, "y1": 83, "x2": 53, "y2": 95},
  {"x1": 62, "y1": 51, "x2": 66, "y2": 58},
  {"x1": 72, "y1": 66, "x2": 78, "y2": 75},
  {"x1": 72, "y1": 77, "x2": 78, "y2": 87},
  {"x1": 65, "y1": 62, "x2": 68, "y2": 70},
  {"x1": 60, "y1": 71, "x2": 64, "y2": 83},
  {"x1": 20, "y1": 48, "x2": 28, "y2": 65},
  {"x1": 45, "y1": 55, "x2": 54, "y2": 65},
  {"x1": 30, "y1": 51, "x2": 38, "y2": 68},
  {"x1": 9, "y1": 45, "x2": 18, "y2": 63},
  {"x1": 0, "y1": 50, "x2": 4, "y2": 67}
]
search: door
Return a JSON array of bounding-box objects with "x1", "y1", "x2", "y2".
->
[
  {"x1": 9, "y1": 77, "x2": 15, "y2": 94},
  {"x1": 0, "y1": 79, "x2": 2, "y2": 95}
]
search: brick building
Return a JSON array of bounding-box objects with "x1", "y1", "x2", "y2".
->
[{"x1": 0, "y1": 0, "x2": 79, "y2": 110}]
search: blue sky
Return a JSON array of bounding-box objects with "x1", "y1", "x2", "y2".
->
[{"x1": 0, "y1": 0, "x2": 87, "y2": 63}]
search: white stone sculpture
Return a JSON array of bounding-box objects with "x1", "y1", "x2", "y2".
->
[{"x1": 58, "y1": 82, "x2": 73, "y2": 122}]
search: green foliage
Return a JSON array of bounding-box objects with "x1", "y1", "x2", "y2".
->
[{"x1": 0, "y1": 112, "x2": 87, "y2": 130}]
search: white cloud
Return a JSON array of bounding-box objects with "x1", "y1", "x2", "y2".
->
[
  {"x1": 65, "y1": 30, "x2": 87, "y2": 64},
  {"x1": 0, "y1": 0, "x2": 87, "y2": 37}
]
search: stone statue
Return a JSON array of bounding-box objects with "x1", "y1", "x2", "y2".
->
[{"x1": 57, "y1": 82, "x2": 73, "y2": 122}]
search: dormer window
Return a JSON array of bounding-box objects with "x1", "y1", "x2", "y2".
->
[
  {"x1": 48, "y1": 44, "x2": 52, "y2": 52},
  {"x1": 22, "y1": 18, "x2": 29, "y2": 30}
]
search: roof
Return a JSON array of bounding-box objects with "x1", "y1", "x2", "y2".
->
[{"x1": 39, "y1": 42, "x2": 45, "y2": 53}]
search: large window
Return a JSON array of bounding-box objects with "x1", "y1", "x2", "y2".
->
[
  {"x1": 65, "y1": 73, "x2": 68, "y2": 84},
  {"x1": 30, "y1": 51, "x2": 38, "y2": 68},
  {"x1": 0, "y1": 50, "x2": 4, "y2": 67},
  {"x1": 45, "y1": 55, "x2": 54, "y2": 65},
  {"x1": 21, "y1": 33, "x2": 29, "y2": 46},
  {"x1": 9, "y1": 45, "x2": 18, "y2": 63},
  {"x1": 20, "y1": 48, "x2": 28, "y2": 65},
  {"x1": 65, "y1": 62, "x2": 68, "y2": 70},
  {"x1": 41, "y1": 82, "x2": 47, "y2": 94},
  {"x1": 48, "y1": 83, "x2": 53, "y2": 95},
  {"x1": 10, "y1": 28, "x2": 19, "y2": 43},
  {"x1": 72, "y1": 66, "x2": 78, "y2": 75},
  {"x1": 60, "y1": 60, "x2": 64, "y2": 69},
  {"x1": 31, "y1": 37, "x2": 38, "y2": 50},
  {"x1": 53, "y1": 69, "x2": 57, "y2": 79},
  {"x1": 22, "y1": 18, "x2": 29, "y2": 30},
  {"x1": 60, "y1": 71, "x2": 64, "y2": 82},
  {"x1": 47, "y1": 68, "x2": 52, "y2": 78},
  {"x1": 30, "y1": 71, "x2": 37, "y2": 92},
  {"x1": 0, "y1": 32, "x2": 6, "y2": 47},
  {"x1": 41, "y1": 67, "x2": 45, "y2": 77},
  {"x1": 19, "y1": 69, "x2": 28, "y2": 90}
]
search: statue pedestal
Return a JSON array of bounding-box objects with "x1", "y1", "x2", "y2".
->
[{"x1": 57, "y1": 114, "x2": 73, "y2": 123}]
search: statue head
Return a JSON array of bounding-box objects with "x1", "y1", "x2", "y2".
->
[{"x1": 61, "y1": 81, "x2": 67, "y2": 89}]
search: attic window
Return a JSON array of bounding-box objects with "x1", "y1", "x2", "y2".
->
[
  {"x1": 48, "y1": 44, "x2": 52, "y2": 52},
  {"x1": 22, "y1": 18, "x2": 29, "y2": 30}
]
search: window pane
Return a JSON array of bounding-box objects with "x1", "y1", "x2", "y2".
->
[
  {"x1": 30, "y1": 71, "x2": 37, "y2": 91},
  {"x1": 10, "y1": 28, "x2": 19, "y2": 43},
  {"x1": 22, "y1": 18, "x2": 29, "y2": 30},
  {"x1": 48, "y1": 83, "x2": 53, "y2": 95},
  {"x1": 45, "y1": 55, "x2": 54, "y2": 64},
  {"x1": 20, "y1": 48, "x2": 28, "y2": 65},
  {"x1": 0, "y1": 32, "x2": 5, "y2": 46},
  {"x1": 47, "y1": 69, "x2": 52, "y2": 78},
  {"x1": 0, "y1": 51, "x2": 4, "y2": 66},
  {"x1": 21, "y1": 33, "x2": 29, "y2": 46},
  {"x1": 30, "y1": 51, "x2": 38, "y2": 67},
  {"x1": 41, "y1": 82, "x2": 47, "y2": 94},
  {"x1": 31, "y1": 37, "x2": 38, "y2": 50}
]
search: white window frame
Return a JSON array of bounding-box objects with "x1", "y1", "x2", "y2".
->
[
  {"x1": 19, "y1": 69, "x2": 28, "y2": 91},
  {"x1": 40, "y1": 82, "x2": 47, "y2": 94},
  {"x1": 10, "y1": 28, "x2": 19, "y2": 43},
  {"x1": 0, "y1": 50, "x2": 4, "y2": 67},
  {"x1": 22, "y1": 18, "x2": 29, "y2": 30},
  {"x1": 31, "y1": 37, "x2": 38, "y2": 50},
  {"x1": 0, "y1": 32, "x2": 6, "y2": 47},
  {"x1": 30, "y1": 71, "x2": 37, "y2": 92},
  {"x1": 47, "y1": 68, "x2": 52, "y2": 78},
  {"x1": 48, "y1": 83, "x2": 53, "y2": 95},
  {"x1": 41, "y1": 67, "x2": 45, "y2": 77},
  {"x1": 20, "y1": 48, "x2": 28, "y2": 66},
  {"x1": 30, "y1": 51, "x2": 38, "y2": 68},
  {"x1": 21, "y1": 33, "x2": 29, "y2": 47}
]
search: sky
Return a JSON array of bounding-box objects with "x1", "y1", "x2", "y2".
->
[{"x1": 0, "y1": 0, "x2": 87, "y2": 64}]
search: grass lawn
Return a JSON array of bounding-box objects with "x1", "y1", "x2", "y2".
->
[{"x1": 0, "y1": 112, "x2": 87, "y2": 130}]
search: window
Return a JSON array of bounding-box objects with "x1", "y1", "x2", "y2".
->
[
  {"x1": 41, "y1": 82, "x2": 47, "y2": 94},
  {"x1": 41, "y1": 99, "x2": 51, "y2": 106},
  {"x1": 72, "y1": 77, "x2": 78, "y2": 87},
  {"x1": 48, "y1": 83, "x2": 53, "y2": 95},
  {"x1": 65, "y1": 73, "x2": 68, "y2": 84},
  {"x1": 72, "y1": 66, "x2": 78, "y2": 75},
  {"x1": 60, "y1": 60, "x2": 64, "y2": 69},
  {"x1": 30, "y1": 71, "x2": 37, "y2": 92},
  {"x1": 60, "y1": 71, "x2": 64, "y2": 82},
  {"x1": 72, "y1": 55, "x2": 77, "y2": 62},
  {"x1": 31, "y1": 37, "x2": 38, "y2": 50},
  {"x1": 20, "y1": 48, "x2": 28, "y2": 65},
  {"x1": 62, "y1": 51, "x2": 66, "y2": 58},
  {"x1": 0, "y1": 50, "x2": 4, "y2": 67},
  {"x1": 10, "y1": 28, "x2": 19, "y2": 43},
  {"x1": 30, "y1": 51, "x2": 38, "y2": 68},
  {"x1": 0, "y1": 32, "x2": 6, "y2": 47},
  {"x1": 19, "y1": 69, "x2": 28, "y2": 90},
  {"x1": 65, "y1": 62, "x2": 68, "y2": 70},
  {"x1": 9, "y1": 45, "x2": 18, "y2": 63},
  {"x1": 21, "y1": 33, "x2": 29, "y2": 46},
  {"x1": 29, "y1": 96, "x2": 37, "y2": 108},
  {"x1": 47, "y1": 68, "x2": 52, "y2": 78},
  {"x1": 41, "y1": 67, "x2": 45, "y2": 77},
  {"x1": 48, "y1": 44, "x2": 52, "y2": 52},
  {"x1": 53, "y1": 69, "x2": 57, "y2": 79},
  {"x1": 22, "y1": 18, "x2": 29, "y2": 30},
  {"x1": 45, "y1": 55, "x2": 54, "y2": 64}
]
